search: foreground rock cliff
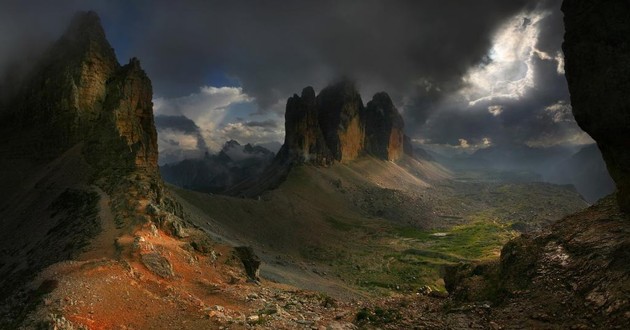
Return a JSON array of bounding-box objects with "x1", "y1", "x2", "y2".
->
[
  {"x1": 0, "y1": 12, "x2": 253, "y2": 328},
  {"x1": 562, "y1": 0, "x2": 630, "y2": 213},
  {"x1": 4, "y1": 11, "x2": 158, "y2": 174}
]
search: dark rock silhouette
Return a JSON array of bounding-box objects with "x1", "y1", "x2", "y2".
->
[
  {"x1": 316, "y1": 80, "x2": 366, "y2": 163},
  {"x1": 364, "y1": 92, "x2": 405, "y2": 161},
  {"x1": 282, "y1": 86, "x2": 332, "y2": 164},
  {"x1": 235, "y1": 246, "x2": 261, "y2": 282},
  {"x1": 562, "y1": 0, "x2": 630, "y2": 212}
]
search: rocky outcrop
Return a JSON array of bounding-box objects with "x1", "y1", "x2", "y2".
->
[
  {"x1": 280, "y1": 80, "x2": 409, "y2": 165},
  {"x1": 316, "y1": 80, "x2": 366, "y2": 163},
  {"x1": 445, "y1": 195, "x2": 630, "y2": 328},
  {"x1": 364, "y1": 92, "x2": 405, "y2": 161},
  {"x1": 562, "y1": 0, "x2": 630, "y2": 212},
  {"x1": 282, "y1": 87, "x2": 333, "y2": 164},
  {"x1": 4, "y1": 11, "x2": 158, "y2": 178}
]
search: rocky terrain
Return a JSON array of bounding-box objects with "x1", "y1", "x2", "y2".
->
[{"x1": 160, "y1": 140, "x2": 275, "y2": 193}]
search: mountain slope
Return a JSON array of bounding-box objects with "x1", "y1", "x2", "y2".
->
[{"x1": 0, "y1": 12, "x2": 250, "y2": 328}]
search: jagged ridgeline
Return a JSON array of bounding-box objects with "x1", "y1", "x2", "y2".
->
[
  {"x1": 0, "y1": 11, "x2": 189, "y2": 320},
  {"x1": 1, "y1": 11, "x2": 158, "y2": 183},
  {"x1": 278, "y1": 80, "x2": 412, "y2": 165}
]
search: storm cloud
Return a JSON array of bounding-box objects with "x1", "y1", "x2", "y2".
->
[{"x1": 0, "y1": 0, "x2": 589, "y2": 161}]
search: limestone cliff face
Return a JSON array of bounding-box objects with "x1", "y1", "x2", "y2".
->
[
  {"x1": 281, "y1": 81, "x2": 408, "y2": 165},
  {"x1": 105, "y1": 58, "x2": 158, "y2": 172},
  {"x1": 282, "y1": 87, "x2": 332, "y2": 164},
  {"x1": 316, "y1": 80, "x2": 366, "y2": 163},
  {"x1": 364, "y1": 92, "x2": 405, "y2": 161},
  {"x1": 562, "y1": 0, "x2": 630, "y2": 212},
  {"x1": 6, "y1": 11, "x2": 158, "y2": 177}
]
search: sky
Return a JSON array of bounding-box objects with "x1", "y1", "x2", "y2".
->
[{"x1": 0, "y1": 0, "x2": 593, "y2": 164}]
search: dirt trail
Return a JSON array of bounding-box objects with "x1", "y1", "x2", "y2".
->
[{"x1": 78, "y1": 186, "x2": 119, "y2": 261}]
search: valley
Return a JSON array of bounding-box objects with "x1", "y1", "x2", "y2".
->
[{"x1": 169, "y1": 156, "x2": 588, "y2": 300}]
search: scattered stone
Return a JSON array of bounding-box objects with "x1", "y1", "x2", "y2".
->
[
  {"x1": 148, "y1": 223, "x2": 159, "y2": 237},
  {"x1": 326, "y1": 321, "x2": 358, "y2": 330},
  {"x1": 418, "y1": 285, "x2": 433, "y2": 295},
  {"x1": 141, "y1": 252, "x2": 174, "y2": 278},
  {"x1": 235, "y1": 246, "x2": 261, "y2": 282},
  {"x1": 172, "y1": 220, "x2": 188, "y2": 238},
  {"x1": 146, "y1": 203, "x2": 159, "y2": 215}
]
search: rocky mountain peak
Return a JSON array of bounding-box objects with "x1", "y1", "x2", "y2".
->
[
  {"x1": 280, "y1": 81, "x2": 409, "y2": 165},
  {"x1": 63, "y1": 11, "x2": 108, "y2": 43},
  {"x1": 223, "y1": 139, "x2": 242, "y2": 150},
  {"x1": 316, "y1": 80, "x2": 365, "y2": 163},
  {"x1": 300, "y1": 86, "x2": 316, "y2": 104},
  {"x1": 364, "y1": 92, "x2": 405, "y2": 161},
  {"x1": 55, "y1": 10, "x2": 118, "y2": 72},
  {"x1": 282, "y1": 85, "x2": 332, "y2": 165},
  {"x1": 2, "y1": 10, "x2": 158, "y2": 179}
]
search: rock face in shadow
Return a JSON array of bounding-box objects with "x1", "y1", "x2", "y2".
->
[
  {"x1": 0, "y1": 11, "x2": 166, "y2": 319},
  {"x1": 281, "y1": 80, "x2": 407, "y2": 165},
  {"x1": 364, "y1": 92, "x2": 405, "y2": 161},
  {"x1": 283, "y1": 87, "x2": 333, "y2": 164},
  {"x1": 234, "y1": 246, "x2": 261, "y2": 282},
  {"x1": 2, "y1": 11, "x2": 158, "y2": 177},
  {"x1": 316, "y1": 80, "x2": 366, "y2": 163},
  {"x1": 562, "y1": 0, "x2": 630, "y2": 212}
]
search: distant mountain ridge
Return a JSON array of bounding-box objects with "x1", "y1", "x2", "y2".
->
[
  {"x1": 160, "y1": 140, "x2": 275, "y2": 193},
  {"x1": 424, "y1": 143, "x2": 613, "y2": 202}
]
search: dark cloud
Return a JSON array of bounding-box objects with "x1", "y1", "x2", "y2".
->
[
  {"x1": 0, "y1": 1, "x2": 533, "y2": 102},
  {"x1": 133, "y1": 0, "x2": 533, "y2": 108},
  {"x1": 244, "y1": 120, "x2": 278, "y2": 129},
  {"x1": 155, "y1": 115, "x2": 202, "y2": 134},
  {"x1": 2, "y1": 0, "x2": 584, "y2": 155},
  {"x1": 154, "y1": 115, "x2": 208, "y2": 163}
]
